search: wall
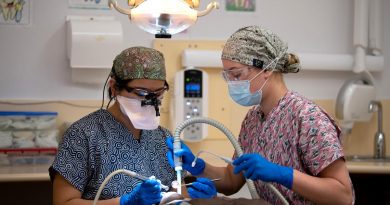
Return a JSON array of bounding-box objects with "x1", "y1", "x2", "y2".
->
[
  {"x1": 152, "y1": 39, "x2": 390, "y2": 162},
  {"x1": 0, "y1": 0, "x2": 389, "y2": 100},
  {"x1": 0, "y1": 0, "x2": 389, "y2": 160},
  {"x1": 0, "y1": 1, "x2": 389, "y2": 203},
  {"x1": 0, "y1": 0, "x2": 389, "y2": 163},
  {"x1": 0, "y1": 99, "x2": 388, "y2": 166},
  {"x1": 0, "y1": 39, "x2": 388, "y2": 165}
]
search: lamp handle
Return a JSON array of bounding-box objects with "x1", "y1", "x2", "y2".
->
[
  {"x1": 108, "y1": 0, "x2": 132, "y2": 15},
  {"x1": 197, "y1": 2, "x2": 219, "y2": 17}
]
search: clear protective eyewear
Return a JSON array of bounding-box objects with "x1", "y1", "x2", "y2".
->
[
  {"x1": 221, "y1": 66, "x2": 254, "y2": 82},
  {"x1": 221, "y1": 55, "x2": 284, "y2": 82}
]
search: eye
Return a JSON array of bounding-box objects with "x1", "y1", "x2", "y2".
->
[{"x1": 230, "y1": 71, "x2": 242, "y2": 81}]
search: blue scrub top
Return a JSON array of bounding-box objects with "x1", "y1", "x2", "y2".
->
[{"x1": 49, "y1": 109, "x2": 176, "y2": 200}]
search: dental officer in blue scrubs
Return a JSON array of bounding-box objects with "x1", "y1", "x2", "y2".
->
[{"x1": 49, "y1": 47, "x2": 177, "y2": 205}]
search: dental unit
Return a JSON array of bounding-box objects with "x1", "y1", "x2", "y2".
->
[
  {"x1": 173, "y1": 117, "x2": 289, "y2": 205},
  {"x1": 93, "y1": 117, "x2": 289, "y2": 205}
]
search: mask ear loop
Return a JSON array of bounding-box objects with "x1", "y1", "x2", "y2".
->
[
  {"x1": 251, "y1": 54, "x2": 284, "y2": 94},
  {"x1": 106, "y1": 78, "x2": 117, "y2": 110},
  {"x1": 102, "y1": 66, "x2": 117, "y2": 110},
  {"x1": 106, "y1": 96, "x2": 115, "y2": 110},
  {"x1": 100, "y1": 74, "x2": 111, "y2": 110},
  {"x1": 249, "y1": 52, "x2": 284, "y2": 83},
  {"x1": 248, "y1": 68, "x2": 266, "y2": 82}
]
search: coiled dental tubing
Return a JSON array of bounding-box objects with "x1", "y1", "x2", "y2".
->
[{"x1": 173, "y1": 117, "x2": 289, "y2": 205}]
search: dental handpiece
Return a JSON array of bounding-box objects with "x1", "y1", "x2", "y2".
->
[
  {"x1": 183, "y1": 178, "x2": 222, "y2": 187},
  {"x1": 192, "y1": 150, "x2": 233, "y2": 167},
  {"x1": 133, "y1": 172, "x2": 169, "y2": 191}
]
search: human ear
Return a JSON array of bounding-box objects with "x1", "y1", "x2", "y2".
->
[
  {"x1": 108, "y1": 79, "x2": 118, "y2": 98},
  {"x1": 263, "y1": 70, "x2": 274, "y2": 79}
]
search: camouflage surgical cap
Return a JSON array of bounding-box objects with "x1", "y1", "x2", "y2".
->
[
  {"x1": 221, "y1": 25, "x2": 300, "y2": 73},
  {"x1": 111, "y1": 46, "x2": 166, "y2": 81}
]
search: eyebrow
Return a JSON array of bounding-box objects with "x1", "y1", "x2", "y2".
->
[{"x1": 224, "y1": 66, "x2": 247, "y2": 72}]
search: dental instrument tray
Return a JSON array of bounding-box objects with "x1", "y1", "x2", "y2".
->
[{"x1": 0, "y1": 111, "x2": 59, "y2": 166}]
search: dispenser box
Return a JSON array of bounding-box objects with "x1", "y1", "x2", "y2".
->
[
  {"x1": 340, "y1": 84, "x2": 376, "y2": 122},
  {"x1": 66, "y1": 15, "x2": 123, "y2": 84}
]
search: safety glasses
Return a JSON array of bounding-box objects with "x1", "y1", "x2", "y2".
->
[{"x1": 221, "y1": 66, "x2": 255, "y2": 82}]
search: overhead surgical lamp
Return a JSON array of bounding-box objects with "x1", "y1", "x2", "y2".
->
[{"x1": 108, "y1": 0, "x2": 219, "y2": 38}]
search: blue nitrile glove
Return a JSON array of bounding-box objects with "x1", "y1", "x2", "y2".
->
[
  {"x1": 233, "y1": 153, "x2": 293, "y2": 189},
  {"x1": 187, "y1": 178, "x2": 217, "y2": 199},
  {"x1": 166, "y1": 137, "x2": 205, "y2": 175},
  {"x1": 120, "y1": 179, "x2": 162, "y2": 205}
]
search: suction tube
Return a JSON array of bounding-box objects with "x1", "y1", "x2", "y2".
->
[
  {"x1": 92, "y1": 169, "x2": 169, "y2": 205},
  {"x1": 173, "y1": 137, "x2": 183, "y2": 194},
  {"x1": 173, "y1": 117, "x2": 289, "y2": 205}
]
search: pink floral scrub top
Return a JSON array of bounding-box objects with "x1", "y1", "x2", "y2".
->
[{"x1": 236, "y1": 90, "x2": 347, "y2": 205}]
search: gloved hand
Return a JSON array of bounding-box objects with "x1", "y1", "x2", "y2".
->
[
  {"x1": 233, "y1": 153, "x2": 293, "y2": 189},
  {"x1": 187, "y1": 178, "x2": 217, "y2": 199},
  {"x1": 120, "y1": 179, "x2": 162, "y2": 205},
  {"x1": 166, "y1": 137, "x2": 205, "y2": 175}
]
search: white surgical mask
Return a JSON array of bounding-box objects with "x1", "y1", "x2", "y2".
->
[{"x1": 116, "y1": 95, "x2": 160, "y2": 130}]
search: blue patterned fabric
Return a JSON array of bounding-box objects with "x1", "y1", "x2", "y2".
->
[{"x1": 49, "y1": 109, "x2": 176, "y2": 200}]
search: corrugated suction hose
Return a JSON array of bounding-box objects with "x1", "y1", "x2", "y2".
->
[{"x1": 173, "y1": 117, "x2": 289, "y2": 205}]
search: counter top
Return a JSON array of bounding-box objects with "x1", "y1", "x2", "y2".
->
[
  {"x1": 0, "y1": 164, "x2": 51, "y2": 182},
  {"x1": 0, "y1": 161, "x2": 390, "y2": 182},
  {"x1": 346, "y1": 161, "x2": 390, "y2": 174}
]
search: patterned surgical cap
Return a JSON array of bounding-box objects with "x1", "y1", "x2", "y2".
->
[
  {"x1": 221, "y1": 25, "x2": 300, "y2": 73},
  {"x1": 111, "y1": 46, "x2": 166, "y2": 80}
]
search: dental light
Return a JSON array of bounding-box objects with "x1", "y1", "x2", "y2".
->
[{"x1": 108, "y1": 0, "x2": 219, "y2": 38}]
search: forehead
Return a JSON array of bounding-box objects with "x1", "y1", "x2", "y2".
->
[
  {"x1": 126, "y1": 79, "x2": 165, "y2": 89},
  {"x1": 221, "y1": 59, "x2": 247, "y2": 70}
]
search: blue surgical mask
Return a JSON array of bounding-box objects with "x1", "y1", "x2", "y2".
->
[
  {"x1": 226, "y1": 54, "x2": 283, "y2": 106},
  {"x1": 227, "y1": 70, "x2": 268, "y2": 106}
]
